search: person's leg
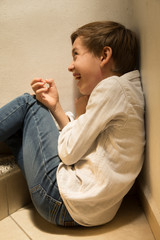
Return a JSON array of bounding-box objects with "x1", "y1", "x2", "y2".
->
[
  {"x1": 22, "y1": 94, "x2": 79, "y2": 226},
  {"x1": 0, "y1": 94, "x2": 36, "y2": 142},
  {"x1": 0, "y1": 94, "x2": 38, "y2": 174},
  {"x1": 4, "y1": 130, "x2": 24, "y2": 173},
  {"x1": 0, "y1": 94, "x2": 36, "y2": 173},
  {"x1": 0, "y1": 94, "x2": 79, "y2": 226}
]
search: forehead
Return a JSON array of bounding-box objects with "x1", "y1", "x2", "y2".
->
[{"x1": 72, "y1": 37, "x2": 87, "y2": 53}]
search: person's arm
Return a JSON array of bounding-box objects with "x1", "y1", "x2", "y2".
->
[
  {"x1": 58, "y1": 78, "x2": 128, "y2": 166},
  {"x1": 49, "y1": 101, "x2": 70, "y2": 130},
  {"x1": 31, "y1": 78, "x2": 69, "y2": 129}
]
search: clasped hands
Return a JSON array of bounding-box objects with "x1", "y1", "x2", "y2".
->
[{"x1": 31, "y1": 78, "x2": 89, "y2": 118}]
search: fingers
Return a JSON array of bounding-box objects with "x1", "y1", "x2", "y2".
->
[
  {"x1": 31, "y1": 78, "x2": 43, "y2": 93},
  {"x1": 36, "y1": 87, "x2": 48, "y2": 94},
  {"x1": 45, "y1": 78, "x2": 55, "y2": 88},
  {"x1": 31, "y1": 78, "x2": 53, "y2": 93},
  {"x1": 31, "y1": 78, "x2": 43, "y2": 89}
]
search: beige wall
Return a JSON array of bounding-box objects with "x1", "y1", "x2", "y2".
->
[
  {"x1": 1, "y1": 0, "x2": 160, "y2": 235},
  {"x1": 0, "y1": 0, "x2": 132, "y2": 112},
  {"x1": 134, "y1": 0, "x2": 160, "y2": 206},
  {"x1": 132, "y1": 0, "x2": 160, "y2": 237}
]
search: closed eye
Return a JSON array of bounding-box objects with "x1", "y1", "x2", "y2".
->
[
  {"x1": 72, "y1": 48, "x2": 79, "y2": 60},
  {"x1": 73, "y1": 51, "x2": 78, "y2": 59}
]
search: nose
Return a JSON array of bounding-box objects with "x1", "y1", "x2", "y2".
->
[{"x1": 68, "y1": 61, "x2": 74, "y2": 72}]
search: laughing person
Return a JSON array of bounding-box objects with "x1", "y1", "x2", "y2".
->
[{"x1": 0, "y1": 21, "x2": 145, "y2": 227}]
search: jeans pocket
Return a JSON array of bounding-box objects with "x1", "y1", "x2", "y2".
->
[{"x1": 30, "y1": 184, "x2": 62, "y2": 224}]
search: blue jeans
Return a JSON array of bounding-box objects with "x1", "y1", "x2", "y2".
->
[{"x1": 0, "y1": 93, "x2": 79, "y2": 227}]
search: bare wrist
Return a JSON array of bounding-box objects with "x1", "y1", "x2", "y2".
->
[{"x1": 50, "y1": 102, "x2": 69, "y2": 130}]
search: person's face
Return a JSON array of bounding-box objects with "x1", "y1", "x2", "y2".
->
[{"x1": 68, "y1": 37, "x2": 103, "y2": 96}]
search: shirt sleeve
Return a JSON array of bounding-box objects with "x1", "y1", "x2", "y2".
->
[
  {"x1": 65, "y1": 111, "x2": 75, "y2": 122},
  {"x1": 58, "y1": 77, "x2": 129, "y2": 165}
]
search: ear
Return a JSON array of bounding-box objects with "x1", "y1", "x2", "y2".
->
[{"x1": 100, "y1": 46, "x2": 112, "y2": 67}]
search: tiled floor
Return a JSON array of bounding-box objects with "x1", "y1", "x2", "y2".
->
[{"x1": 0, "y1": 195, "x2": 155, "y2": 240}]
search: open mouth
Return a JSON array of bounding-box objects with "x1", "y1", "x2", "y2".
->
[{"x1": 73, "y1": 73, "x2": 81, "y2": 80}]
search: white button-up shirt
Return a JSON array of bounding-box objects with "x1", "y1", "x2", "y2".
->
[{"x1": 57, "y1": 70, "x2": 145, "y2": 226}]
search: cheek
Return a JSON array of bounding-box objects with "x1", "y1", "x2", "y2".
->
[
  {"x1": 87, "y1": 65, "x2": 102, "y2": 80},
  {"x1": 82, "y1": 61, "x2": 97, "y2": 77}
]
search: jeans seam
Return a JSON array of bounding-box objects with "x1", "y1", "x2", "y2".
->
[
  {"x1": 30, "y1": 185, "x2": 40, "y2": 194},
  {"x1": 30, "y1": 184, "x2": 62, "y2": 224},
  {"x1": 0, "y1": 94, "x2": 32, "y2": 124},
  {"x1": 30, "y1": 106, "x2": 54, "y2": 186},
  {"x1": 50, "y1": 202, "x2": 60, "y2": 222},
  {"x1": 62, "y1": 206, "x2": 68, "y2": 224},
  {"x1": 0, "y1": 105, "x2": 23, "y2": 124},
  {"x1": 59, "y1": 204, "x2": 65, "y2": 225},
  {"x1": 30, "y1": 184, "x2": 62, "y2": 204}
]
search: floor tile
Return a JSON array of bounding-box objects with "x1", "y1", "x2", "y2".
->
[
  {"x1": 0, "y1": 216, "x2": 30, "y2": 240},
  {"x1": 11, "y1": 195, "x2": 155, "y2": 240}
]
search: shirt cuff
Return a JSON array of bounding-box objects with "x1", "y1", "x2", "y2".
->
[{"x1": 65, "y1": 111, "x2": 75, "y2": 122}]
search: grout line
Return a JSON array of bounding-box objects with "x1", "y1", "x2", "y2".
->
[{"x1": 10, "y1": 215, "x2": 33, "y2": 240}]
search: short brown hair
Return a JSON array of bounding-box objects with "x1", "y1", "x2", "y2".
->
[{"x1": 71, "y1": 21, "x2": 139, "y2": 75}]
